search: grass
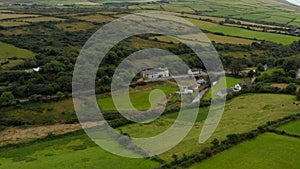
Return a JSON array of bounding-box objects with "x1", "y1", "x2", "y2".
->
[
  {"x1": 0, "y1": 41, "x2": 35, "y2": 69},
  {"x1": 131, "y1": 37, "x2": 175, "y2": 49},
  {"x1": 278, "y1": 120, "x2": 300, "y2": 135},
  {"x1": 0, "y1": 42, "x2": 35, "y2": 59},
  {"x1": 18, "y1": 16, "x2": 65, "y2": 23},
  {"x1": 190, "y1": 133, "x2": 300, "y2": 169},
  {"x1": 187, "y1": 18, "x2": 300, "y2": 44},
  {"x1": 206, "y1": 33, "x2": 258, "y2": 44},
  {"x1": 203, "y1": 77, "x2": 243, "y2": 100},
  {"x1": 0, "y1": 94, "x2": 298, "y2": 166},
  {"x1": 0, "y1": 14, "x2": 39, "y2": 20},
  {"x1": 98, "y1": 83, "x2": 179, "y2": 111},
  {"x1": 0, "y1": 21, "x2": 28, "y2": 27},
  {"x1": 0, "y1": 98, "x2": 77, "y2": 126},
  {"x1": 74, "y1": 14, "x2": 115, "y2": 23},
  {"x1": 55, "y1": 22, "x2": 95, "y2": 32},
  {"x1": 150, "y1": 33, "x2": 257, "y2": 44},
  {"x1": 0, "y1": 132, "x2": 160, "y2": 169},
  {"x1": 119, "y1": 94, "x2": 299, "y2": 161}
]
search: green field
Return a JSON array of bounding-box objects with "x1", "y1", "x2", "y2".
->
[
  {"x1": 0, "y1": 42, "x2": 35, "y2": 59},
  {"x1": 0, "y1": 41, "x2": 35, "y2": 69},
  {"x1": 0, "y1": 94, "x2": 298, "y2": 167},
  {"x1": 0, "y1": 132, "x2": 160, "y2": 169},
  {"x1": 98, "y1": 83, "x2": 179, "y2": 111},
  {"x1": 278, "y1": 120, "x2": 300, "y2": 135},
  {"x1": 203, "y1": 77, "x2": 243, "y2": 100},
  {"x1": 119, "y1": 94, "x2": 299, "y2": 161},
  {"x1": 190, "y1": 133, "x2": 300, "y2": 169},
  {"x1": 186, "y1": 18, "x2": 299, "y2": 45}
]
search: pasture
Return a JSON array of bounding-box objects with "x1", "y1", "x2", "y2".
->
[
  {"x1": 0, "y1": 21, "x2": 28, "y2": 27},
  {"x1": 74, "y1": 14, "x2": 115, "y2": 23},
  {"x1": 278, "y1": 120, "x2": 300, "y2": 135},
  {"x1": 0, "y1": 14, "x2": 39, "y2": 20},
  {"x1": 0, "y1": 42, "x2": 35, "y2": 59},
  {"x1": 119, "y1": 94, "x2": 299, "y2": 161},
  {"x1": 0, "y1": 93, "x2": 298, "y2": 166},
  {"x1": 186, "y1": 18, "x2": 299, "y2": 44},
  {"x1": 190, "y1": 133, "x2": 300, "y2": 169},
  {"x1": 55, "y1": 22, "x2": 95, "y2": 32},
  {"x1": 0, "y1": 132, "x2": 160, "y2": 169},
  {"x1": 0, "y1": 41, "x2": 35, "y2": 69},
  {"x1": 18, "y1": 17, "x2": 65, "y2": 23},
  {"x1": 203, "y1": 77, "x2": 243, "y2": 100},
  {"x1": 98, "y1": 83, "x2": 179, "y2": 111}
]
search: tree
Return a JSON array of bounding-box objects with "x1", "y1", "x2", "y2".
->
[
  {"x1": 285, "y1": 83, "x2": 297, "y2": 94},
  {"x1": 0, "y1": 92, "x2": 15, "y2": 106},
  {"x1": 248, "y1": 70, "x2": 255, "y2": 78},
  {"x1": 256, "y1": 63, "x2": 264, "y2": 72},
  {"x1": 230, "y1": 60, "x2": 244, "y2": 77},
  {"x1": 296, "y1": 90, "x2": 300, "y2": 101}
]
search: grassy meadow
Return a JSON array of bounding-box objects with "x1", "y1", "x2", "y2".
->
[
  {"x1": 0, "y1": 132, "x2": 160, "y2": 169},
  {"x1": 278, "y1": 120, "x2": 300, "y2": 135},
  {"x1": 190, "y1": 133, "x2": 300, "y2": 169},
  {"x1": 119, "y1": 93, "x2": 299, "y2": 161},
  {"x1": 98, "y1": 83, "x2": 179, "y2": 111},
  {"x1": 0, "y1": 42, "x2": 35, "y2": 69},
  {"x1": 203, "y1": 77, "x2": 243, "y2": 100}
]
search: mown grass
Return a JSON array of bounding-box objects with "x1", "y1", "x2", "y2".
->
[
  {"x1": 278, "y1": 120, "x2": 300, "y2": 135},
  {"x1": 190, "y1": 133, "x2": 300, "y2": 169}
]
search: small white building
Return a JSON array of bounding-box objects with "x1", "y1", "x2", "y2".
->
[
  {"x1": 264, "y1": 64, "x2": 268, "y2": 71},
  {"x1": 140, "y1": 67, "x2": 169, "y2": 79},
  {"x1": 233, "y1": 84, "x2": 242, "y2": 92}
]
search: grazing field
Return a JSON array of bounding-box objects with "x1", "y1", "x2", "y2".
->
[
  {"x1": 0, "y1": 94, "x2": 298, "y2": 166},
  {"x1": 190, "y1": 133, "x2": 300, "y2": 169},
  {"x1": 98, "y1": 84, "x2": 179, "y2": 111},
  {"x1": 203, "y1": 77, "x2": 243, "y2": 100},
  {"x1": 74, "y1": 14, "x2": 115, "y2": 23},
  {"x1": 206, "y1": 33, "x2": 258, "y2": 44},
  {"x1": 186, "y1": 18, "x2": 299, "y2": 44},
  {"x1": 18, "y1": 16, "x2": 65, "y2": 23},
  {"x1": 0, "y1": 132, "x2": 160, "y2": 169},
  {"x1": 278, "y1": 120, "x2": 300, "y2": 135},
  {"x1": 0, "y1": 98, "x2": 76, "y2": 126},
  {"x1": 150, "y1": 33, "x2": 257, "y2": 44},
  {"x1": 0, "y1": 41, "x2": 35, "y2": 69},
  {"x1": 0, "y1": 42, "x2": 35, "y2": 59},
  {"x1": 0, "y1": 21, "x2": 28, "y2": 27},
  {"x1": 0, "y1": 14, "x2": 39, "y2": 20},
  {"x1": 120, "y1": 94, "x2": 299, "y2": 161},
  {"x1": 131, "y1": 37, "x2": 175, "y2": 49},
  {"x1": 55, "y1": 22, "x2": 95, "y2": 32}
]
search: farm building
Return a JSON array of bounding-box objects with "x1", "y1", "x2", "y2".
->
[{"x1": 140, "y1": 67, "x2": 170, "y2": 79}]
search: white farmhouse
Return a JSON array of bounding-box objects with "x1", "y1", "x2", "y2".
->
[{"x1": 140, "y1": 67, "x2": 170, "y2": 79}]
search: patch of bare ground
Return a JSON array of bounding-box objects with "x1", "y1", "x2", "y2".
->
[{"x1": 0, "y1": 122, "x2": 102, "y2": 146}]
